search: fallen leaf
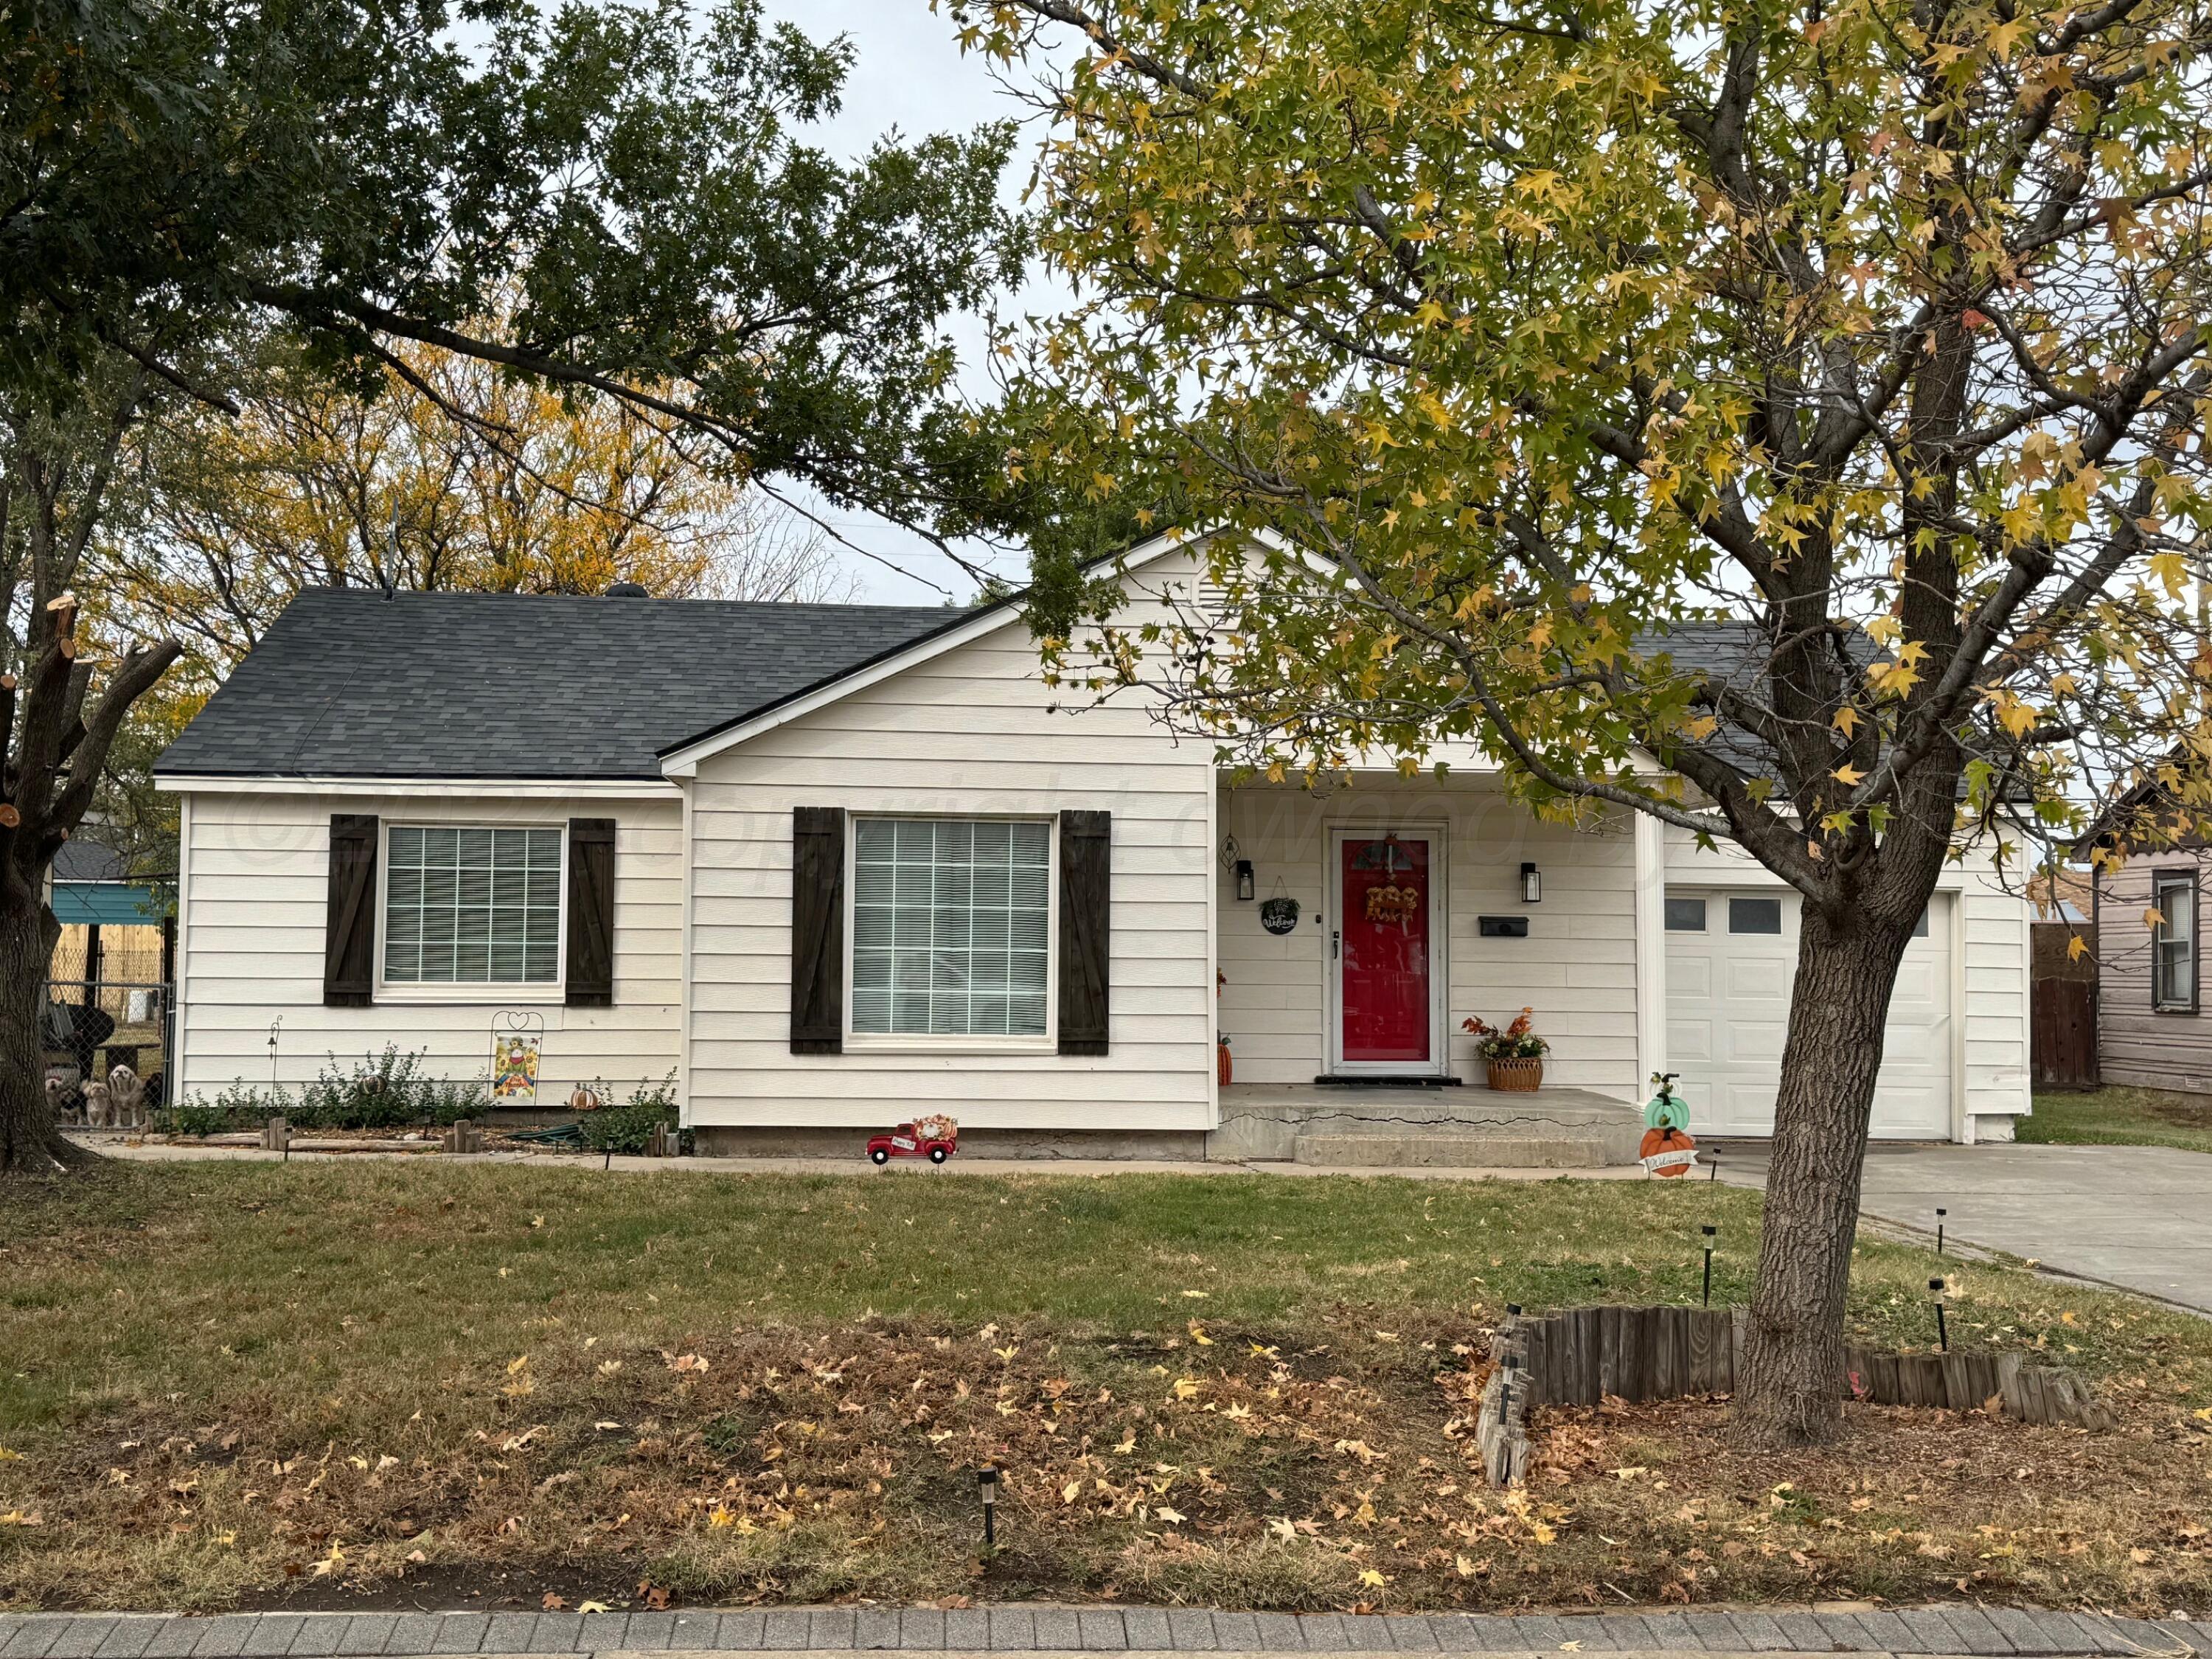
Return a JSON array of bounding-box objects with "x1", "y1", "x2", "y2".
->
[
  {"x1": 542, "y1": 1594, "x2": 568, "y2": 1610},
  {"x1": 577, "y1": 1601, "x2": 610, "y2": 1615}
]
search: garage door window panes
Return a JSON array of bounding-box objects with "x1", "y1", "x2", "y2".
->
[
  {"x1": 850, "y1": 818, "x2": 1052, "y2": 1037},
  {"x1": 1729, "y1": 897, "x2": 1783, "y2": 934},
  {"x1": 383, "y1": 827, "x2": 563, "y2": 984},
  {"x1": 2154, "y1": 874, "x2": 2197, "y2": 1012},
  {"x1": 1664, "y1": 897, "x2": 1706, "y2": 931}
]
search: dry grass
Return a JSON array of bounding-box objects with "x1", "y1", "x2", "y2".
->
[{"x1": 1, "y1": 1160, "x2": 2207, "y2": 1616}]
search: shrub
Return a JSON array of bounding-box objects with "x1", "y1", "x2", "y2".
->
[
  {"x1": 161, "y1": 1100, "x2": 234, "y2": 1138},
  {"x1": 579, "y1": 1071, "x2": 680, "y2": 1155},
  {"x1": 159, "y1": 1079, "x2": 289, "y2": 1135},
  {"x1": 418, "y1": 1073, "x2": 493, "y2": 1126},
  {"x1": 167, "y1": 1051, "x2": 490, "y2": 1135},
  {"x1": 293, "y1": 1045, "x2": 490, "y2": 1130}
]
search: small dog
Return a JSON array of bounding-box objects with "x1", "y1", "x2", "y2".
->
[
  {"x1": 46, "y1": 1074, "x2": 78, "y2": 1125},
  {"x1": 80, "y1": 1079, "x2": 112, "y2": 1129},
  {"x1": 108, "y1": 1065, "x2": 147, "y2": 1129}
]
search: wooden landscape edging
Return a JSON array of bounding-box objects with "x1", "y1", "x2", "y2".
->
[{"x1": 1473, "y1": 1305, "x2": 2115, "y2": 1486}]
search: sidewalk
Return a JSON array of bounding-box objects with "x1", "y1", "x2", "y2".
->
[{"x1": 2, "y1": 1604, "x2": 2207, "y2": 1659}]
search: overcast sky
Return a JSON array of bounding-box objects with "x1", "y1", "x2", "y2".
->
[{"x1": 758, "y1": 1, "x2": 1060, "y2": 607}]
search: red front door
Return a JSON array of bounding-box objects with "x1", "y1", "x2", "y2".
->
[{"x1": 1339, "y1": 835, "x2": 1433, "y2": 1065}]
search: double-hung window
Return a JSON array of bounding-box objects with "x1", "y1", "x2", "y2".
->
[
  {"x1": 2153, "y1": 871, "x2": 2197, "y2": 1013},
  {"x1": 849, "y1": 818, "x2": 1052, "y2": 1040},
  {"x1": 383, "y1": 826, "x2": 563, "y2": 987}
]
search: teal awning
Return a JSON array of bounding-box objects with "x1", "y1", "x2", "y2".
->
[{"x1": 52, "y1": 881, "x2": 165, "y2": 928}]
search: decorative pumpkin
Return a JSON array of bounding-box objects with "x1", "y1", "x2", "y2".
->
[{"x1": 1638, "y1": 1124, "x2": 1698, "y2": 1177}]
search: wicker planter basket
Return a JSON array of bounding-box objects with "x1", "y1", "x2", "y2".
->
[{"x1": 1485, "y1": 1056, "x2": 1545, "y2": 1092}]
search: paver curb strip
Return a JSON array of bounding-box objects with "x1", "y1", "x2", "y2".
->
[{"x1": 0, "y1": 1612, "x2": 2205, "y2": 1659}]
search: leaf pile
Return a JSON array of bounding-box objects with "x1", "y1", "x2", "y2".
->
[{"x1": 4, "y1": 1308, "x2": 2206, "y2": 1615}]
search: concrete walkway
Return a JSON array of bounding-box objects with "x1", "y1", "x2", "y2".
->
[
  {"x1": 1714, "y1": 1142, "x2": 2212, "y2": 1314},
  {"x1": 75, "y1": 1138, "x2": 1653, "y2": 1183},
  {"x1": 1, "y1": 1605, "x2": 2206, "y2": 1659}
]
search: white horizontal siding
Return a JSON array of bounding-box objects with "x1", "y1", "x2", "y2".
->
[
  {"x1": 1216, "y1": 778, "x2": 1644, "y2": 1099},
  {"x1": 681, "y1": 554, "x2": 1219, "y2": 1131},
  {"x1": 175, "y1": 791, "x2": 684, "y2": 1102}
]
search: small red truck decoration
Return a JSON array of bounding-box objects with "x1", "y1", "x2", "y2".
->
[{"x1": 867, "y1": 1114, "x2": 959, "y2": 1165}]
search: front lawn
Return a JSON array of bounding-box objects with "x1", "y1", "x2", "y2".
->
[
  {"x1": 2, "y1": 1163, "x2": 2208, "y2": 1616},
  {"x1": 2022, "y1": 1086, "x2": 2212, "y2": 1154}
]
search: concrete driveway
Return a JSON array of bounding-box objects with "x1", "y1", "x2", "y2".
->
[{"x1": 1716, "y1": 1141, "x2": 2212, "y2": 1314}]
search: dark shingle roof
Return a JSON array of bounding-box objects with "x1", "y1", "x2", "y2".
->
[
  {"x1": 155, "y1": 589, "x2": 959, "y2": 782},
  {"x1": 52, "y1": 839, "x2": 128, "y2": 883}
]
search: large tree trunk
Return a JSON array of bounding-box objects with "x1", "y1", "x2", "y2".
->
[
  {"x1": 1733, "y1": 900, "x2": 1916, "y2": 1446},
  {"x1": 0, "y1": 888, "x2": 83, "y2": 1175}
]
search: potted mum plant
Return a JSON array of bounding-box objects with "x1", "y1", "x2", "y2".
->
[{"x1": 1463, "y1": 1008, "x2": 1549, "y2": 1091}]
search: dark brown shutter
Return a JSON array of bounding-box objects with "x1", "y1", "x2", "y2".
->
[
  {"x1": 790, "y1": 807, "x2": 845, "y2": 1053},
  {"x1": 566, "y1": 818, "x2": 616, "y2": 1007},
  {"x1": 323, "y1": 813, "x2": 378, "y2": 1006},
  {"x1": 1057, "y1": 809, "x2": 1111, "y2": 1054}
]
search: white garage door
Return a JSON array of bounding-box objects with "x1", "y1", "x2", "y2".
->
[{"x1": 1664, "y1": 889, "x2": 1953, "y2": 1138}]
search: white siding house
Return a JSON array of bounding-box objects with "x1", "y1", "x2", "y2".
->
[
  {"x1": 154, "y1": 538, "x2": 2034, "y2": 1150},
  {"x1": 664, "y1": 587, "x2": 1219, "y2": 1148},
  {"x1": 175, "y1": 787, "x2": 685, "y2": 1103}
]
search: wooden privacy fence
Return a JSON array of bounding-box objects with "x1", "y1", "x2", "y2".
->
[
  {"x1": 1472, "y1": 1305, "x2": 2115, "y2": 1486},
  {"x1": 2030, "y1": 921, "x2": 2098, "y2": 1088},
  {"x1": 2031, "y1": 977, "x2": 2098, "y2": 1088}
]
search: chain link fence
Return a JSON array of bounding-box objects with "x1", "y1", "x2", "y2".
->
[{"x1": 44, "y1": 919, "x2": 174, "y2": 1107}]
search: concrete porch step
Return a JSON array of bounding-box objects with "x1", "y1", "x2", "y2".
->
[
  {"x1": 1293, "y1": 1124, "x2": 1639, "y2": 1169},
  {"x1": 1214, "y1": 1082, "x2": 1646, "y2": 1164}
]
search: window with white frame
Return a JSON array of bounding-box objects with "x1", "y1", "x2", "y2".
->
[
  {"x1": 383, "y1": 826, "x2": 563, "y2": 984},
  {"x1": 2154, "y1": 872, "x2": 2197, "y2": 1012},
  {"x1": 850, "y1": 818, "x2": 1052, "y2": 1037}
]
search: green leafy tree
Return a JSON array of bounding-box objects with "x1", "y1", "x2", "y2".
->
[
  {"x1": 956, "y1": 0, "x2": 2212, "y2": 1442},
  {"x1": 1, "y1": 0, "x2": 1026, "y2": 1173}
]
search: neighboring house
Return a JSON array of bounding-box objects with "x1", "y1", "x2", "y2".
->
[
  {"x1": 48, "y1": 838, "x2": 166, "y2": 930},
  {"x1": 153, "y1": 538, "x2": 2035, "y2": 1152},
  {"x1": 46, "y1": 837, "x2": 170, "y2": 1013},
  {"x1": 2087, "y1": 849, "x2": 2211, "y2": 1094}
]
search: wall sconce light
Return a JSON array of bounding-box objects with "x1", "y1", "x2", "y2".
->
[
  {"x1": 1520, "y1": 861, "x2": 1541, "y2": 903},
  {"x1": 1236, "y1": 860, "x2": 1256, "y2": 902}
]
